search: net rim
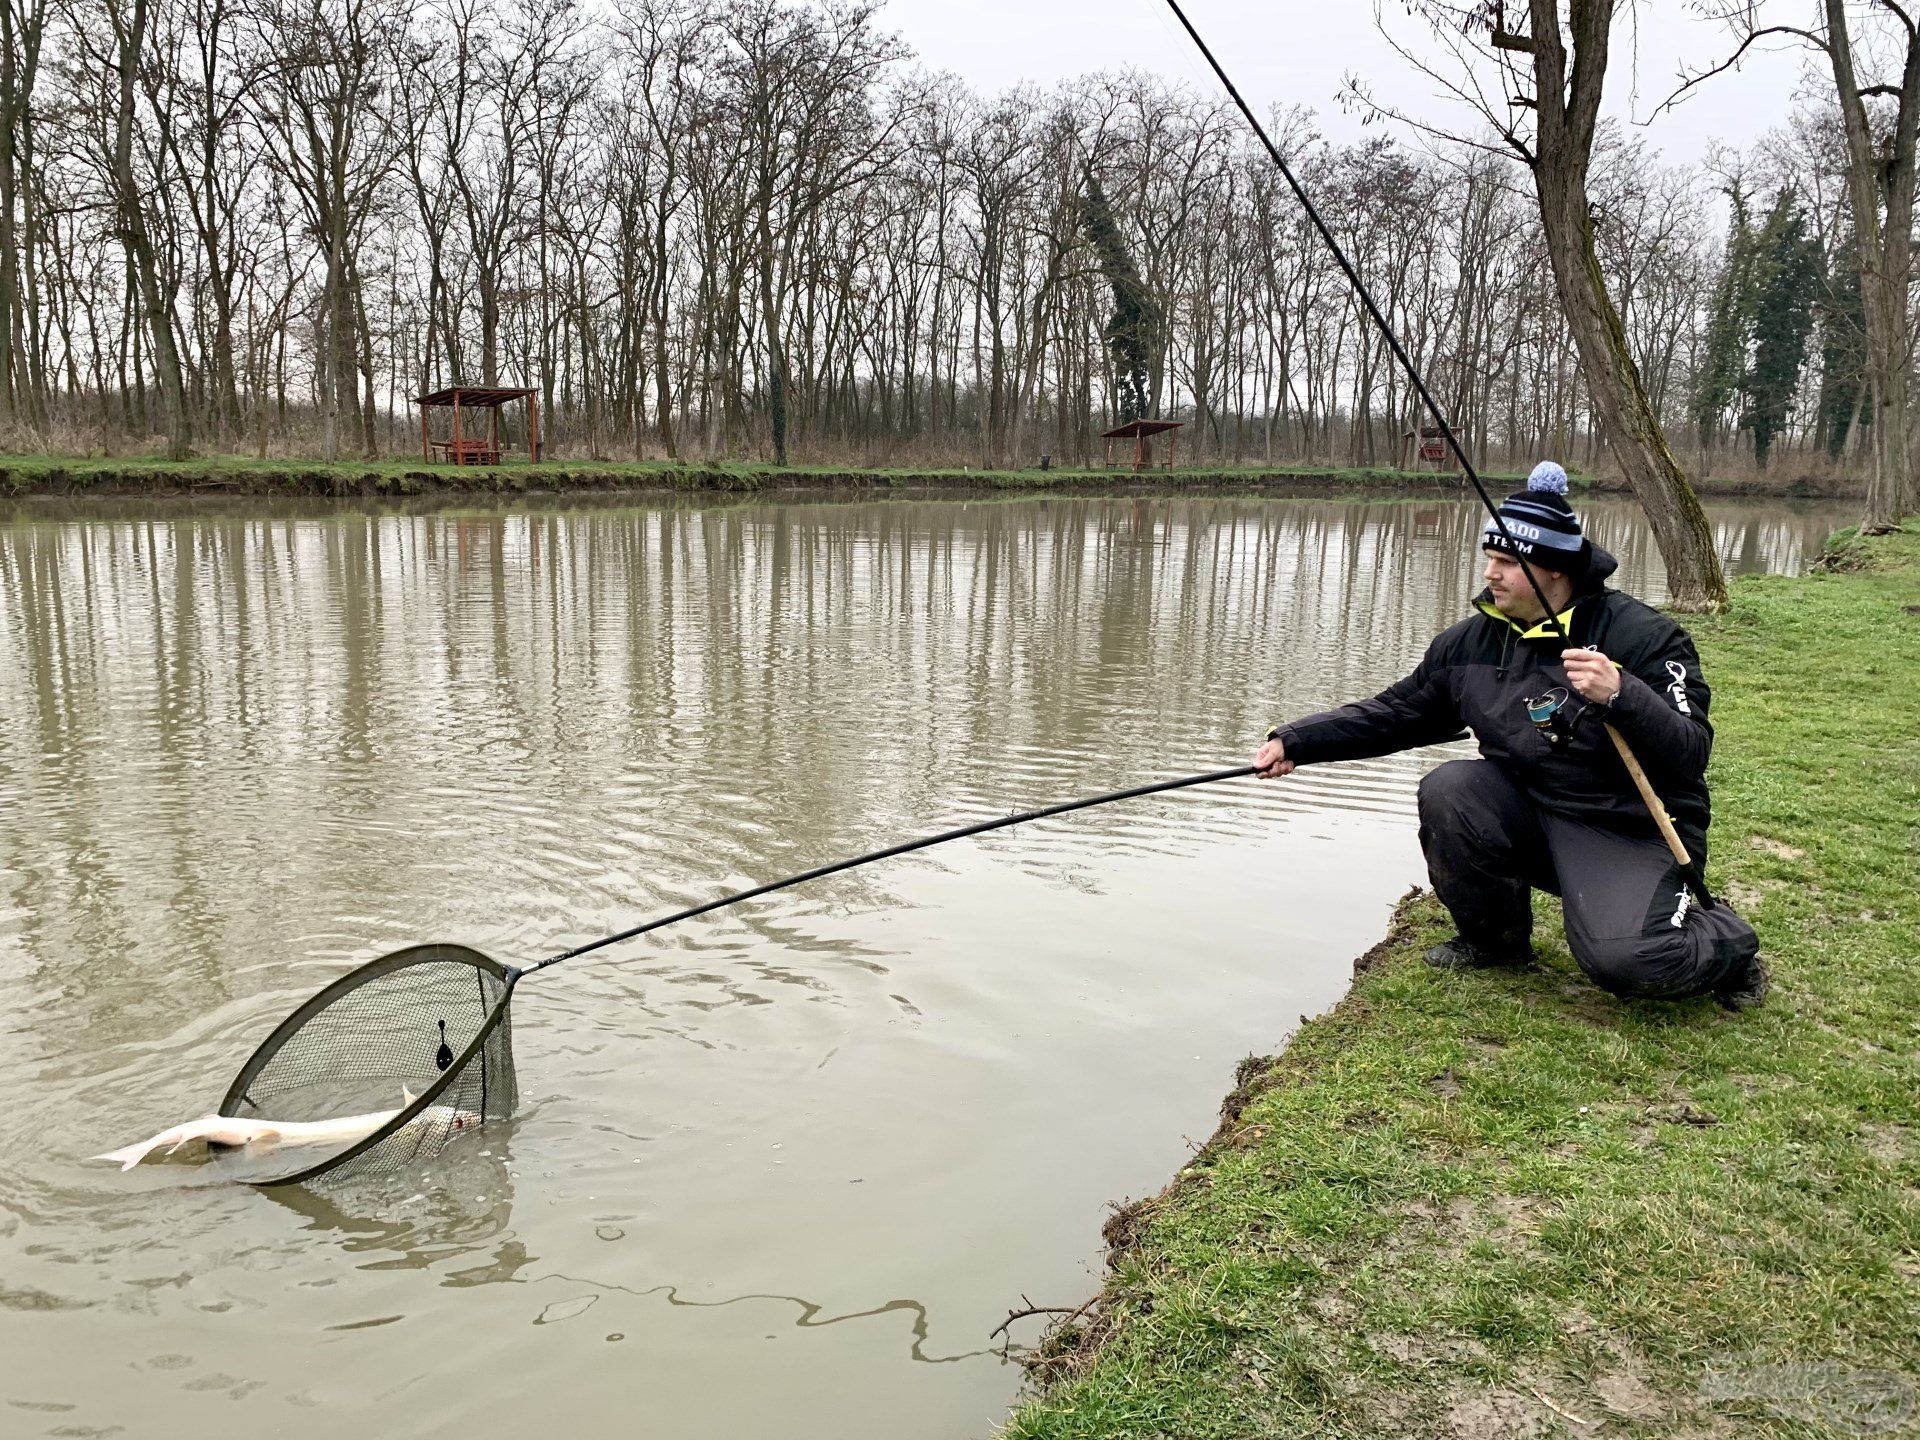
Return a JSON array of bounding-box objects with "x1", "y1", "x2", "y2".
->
[{"x1": 220, "y1": 942, "x2": 518, "y2": 1188}]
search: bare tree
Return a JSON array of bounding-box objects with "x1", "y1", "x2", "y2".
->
[
  {"x1": 0, "y1": 0, "x2": 52, "y2": 429},
  {"x1": 251, "y1": 0, "x2": 403, "y2": 460},
  {"x1": 1358, "y1": 0, "x2": 1727, "y2": 608},
  {"x1": 71, "y1": 0, "x2": 195, "y2": 457},
  {"x1": 714, "y1": 0, "x2": 905, "y2": 465}
]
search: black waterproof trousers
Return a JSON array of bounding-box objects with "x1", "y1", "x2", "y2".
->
[{"x1": 1417, "y1": 759, "x2": 1759, "y2": 1000}]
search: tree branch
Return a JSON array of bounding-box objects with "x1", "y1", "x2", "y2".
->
[
  {"x1": 1876, "y1": 0, "x2": 1918, "y2": 40},
  {"x1": 991, "y1": 1295, "x2": 1093, "y2": 1341},
  {"x1": 1657, "y1": 25, "x2": 1828, "y2": 119}
]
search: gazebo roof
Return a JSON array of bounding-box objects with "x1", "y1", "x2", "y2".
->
[
  {"x1": 1100, "y1": 419, "x2": 1184, "y2": 439},
  {"x1": 415, "y1": 386, "x2": 537, "y2": 408}
]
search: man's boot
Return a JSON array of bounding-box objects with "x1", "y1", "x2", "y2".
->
[
  {"x1": 1714, "y1": 953, "x2": 1771, "y2": 1011},
  {"x1": 1423, "y1": 936, "x2": 1533, "y2": 970}
]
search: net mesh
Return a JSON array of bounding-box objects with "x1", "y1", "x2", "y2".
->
[{"x1": 219, "y1": 944, "x2": 518, "y2": 1186}]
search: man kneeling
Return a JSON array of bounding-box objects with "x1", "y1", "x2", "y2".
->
[{"x1": 1254, "y1": 462, "x2": 1767, "y2": 1009}]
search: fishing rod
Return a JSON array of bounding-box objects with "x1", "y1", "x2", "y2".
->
[
  {"x1": 1163, "y1": 0, "x2": 1714, "y2": 907},
  {"x1": 520, "y1": 764, "x2": 1259, "y2": 978}
]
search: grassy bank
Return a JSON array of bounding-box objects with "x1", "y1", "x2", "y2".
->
[
  {"x1": 0, "y1": 452, "x2": 1864, "y2": 501},
  {"x1": 1006, "y1": 528, "x2": 1920, "y2": 1438},
  {"x1": 0, "y1": 453, "x2": 1494, "y2": 499}
]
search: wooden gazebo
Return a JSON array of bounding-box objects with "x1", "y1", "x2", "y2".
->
[
  {"x1": 1101, "y1": 418, "x2": 1183, "y2": 473},
  {"x1": 1401, "y1": 425, "x2": 1459, "y2": 472},
  {"x1": 416, "y1": 385, "x2": 539, "y2": 466}
]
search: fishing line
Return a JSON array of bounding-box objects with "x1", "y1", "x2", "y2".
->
[{"x1": 1163, "y1": 0, "x2": 1714, "y2": 906}]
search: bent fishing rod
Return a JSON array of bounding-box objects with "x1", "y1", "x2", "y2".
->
[
  {"x1": 517, "y1": 765, "x2": 1257, "y2": 979},
  {"x1": 1163, "y1": 0, "x2": 1714, "y2": 908}
]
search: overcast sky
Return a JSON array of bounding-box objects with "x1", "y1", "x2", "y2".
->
[{"x1": 880, "y1": 0, "x2": 1815, "y2": 168}]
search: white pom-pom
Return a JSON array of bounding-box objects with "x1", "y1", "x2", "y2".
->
[{"x1": 1527, "y1": 461, "x2": 1569, "y2": 495}]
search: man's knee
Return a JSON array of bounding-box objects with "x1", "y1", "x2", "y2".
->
[
  {"x1": 1572, "y1": 932, "x2": 1669, "y2": 997},
  {"x1": 1567, "y1": 894, "x2": 1761, "y2": 1001},
  {"x1": 1419, "y1": 757, "x2": 1485, "y2": 809},
  {"x1": 1572, "y1": 928, "x2": 1718, "y2": 1001}
]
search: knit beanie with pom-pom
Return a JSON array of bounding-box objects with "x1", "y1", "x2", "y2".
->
[{"x1": 1482, "y1": 460, "x2": 1588, "y2": 576}]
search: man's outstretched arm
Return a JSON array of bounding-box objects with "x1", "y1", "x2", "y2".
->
[{"x1": 1255, "y1": 634, "x2": 1462, "y2": 777}]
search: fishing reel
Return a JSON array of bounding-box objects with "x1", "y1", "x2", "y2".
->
[{"x1": 1524, "y1": 687, "x2": 1577, "y2": 746}]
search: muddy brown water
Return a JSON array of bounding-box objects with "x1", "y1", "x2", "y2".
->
[{"x1": 0, "y1": 491, "x2": 1846, "y2": 1437}]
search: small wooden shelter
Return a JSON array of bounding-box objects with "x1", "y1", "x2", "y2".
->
[
  {"x1": 1401, "y1": 425, "x2": 1459, "y2": 472},
  {"x1": 416, "y1": 385, "x2": 540, "y2": 466},
  {"x1": 1101, "y1": 419, "x2": 1184, "y2": 473}
]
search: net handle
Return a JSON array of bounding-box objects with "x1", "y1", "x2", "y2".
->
[{"x1": 518, "y1": 766, "x2": 1257, "y2": 978}]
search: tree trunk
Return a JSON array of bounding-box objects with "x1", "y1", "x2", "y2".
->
[
  {"x1": 352, "y1": 258, "x2": 377, "y2": 458},
  {"x1": 320, "y1": 222, "x2": 348, "y2": 463},
  {"x1": 1825, "y1": 0, "x2": 1916, "y2": 534},
  {"x1": 0, "y1": 0, "x2": 19, "y2": 427},
  {"x1": 650, "y1": 222, "x2": 677, "y2": 458},
  {"x1": 109, "y1": 0, "x2": 189, "y2": 460},
  {"x1": 757, "y1": 204, "x2": 789, "y2": 467},
  {"x1": 1527, "y1": 0, "x2": 1725, "y2": 610}
]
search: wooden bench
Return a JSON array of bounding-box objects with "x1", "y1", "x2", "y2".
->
[{"x1": 430, "y1": 438, "x2": 503, "y2": 466}]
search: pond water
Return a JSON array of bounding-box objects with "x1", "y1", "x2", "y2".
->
[{"x1": 0, "y1": 489, "x2": 1847, "y2": 1438}]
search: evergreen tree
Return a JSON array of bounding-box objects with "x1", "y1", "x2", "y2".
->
[
  {"x1": 1079, "y1": 166, "x2": 1158, "y2": 424},
  {"x1": 1815, "y1": 231, "x2": 1869, "y2": 460},
  {"x1": 1694, "y1": 182, "x2": 1757, "y2": 455},
  {"x1": 1742, "y1": 192, "x2": 1823, "y2": 469}
]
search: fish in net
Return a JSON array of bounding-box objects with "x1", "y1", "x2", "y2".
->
[{"x1": 215, "y1": 945, "x2": 518, "y2": 1186}]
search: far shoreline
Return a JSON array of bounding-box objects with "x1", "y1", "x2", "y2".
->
[{"x1": 0, "y1": 454, "x2": 1860, "y2": 504}]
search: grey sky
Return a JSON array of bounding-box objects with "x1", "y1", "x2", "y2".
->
[{"x1": 880, "y1": 1, "x2": 1814, "y2": 168}]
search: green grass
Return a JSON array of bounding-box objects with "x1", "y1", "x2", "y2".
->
[
  {"x1": 1004, "y1": 527, "x2": 1920, "y2": 1438},
  {"x1": 0, "y1": 450, "x2": 1510, "y2": 499}
]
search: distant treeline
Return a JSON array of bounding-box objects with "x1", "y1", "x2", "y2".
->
[{"x1": 0, "y1": 0, "x2": 1877, "y2": 473}]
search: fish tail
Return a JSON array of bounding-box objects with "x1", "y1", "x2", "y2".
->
[
  {"x1": 93, "y1": 1116, "x2": 272, "y2": 1171},
  {"x1": 92, "y1": 1122, "x2": 190, "y2": 1171},
  {"x1": 91, "y1": 1141, "x2": 155, "y2": 1171}
]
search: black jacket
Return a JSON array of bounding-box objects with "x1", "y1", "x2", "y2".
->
[{"x1": 1270, "y1": 544, "x2": 1715, "y2": 851}]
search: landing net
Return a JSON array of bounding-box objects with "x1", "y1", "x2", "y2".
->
[{"x1": 218, "y1": 944, "x2": 517, "y2": 1186}]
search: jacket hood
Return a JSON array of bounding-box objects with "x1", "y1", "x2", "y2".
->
[{"x1": 1578, "y1": 540, "x2": 1619, "y2": 594}]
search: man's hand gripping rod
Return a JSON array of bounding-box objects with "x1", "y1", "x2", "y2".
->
[{"x1": 1162, "y1": 0, "x2": 1712, "y2": 905}]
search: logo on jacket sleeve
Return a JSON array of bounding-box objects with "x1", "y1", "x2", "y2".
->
[{"x1": 1665, "y1": 661, "x2": 1692, "y2": 715}]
